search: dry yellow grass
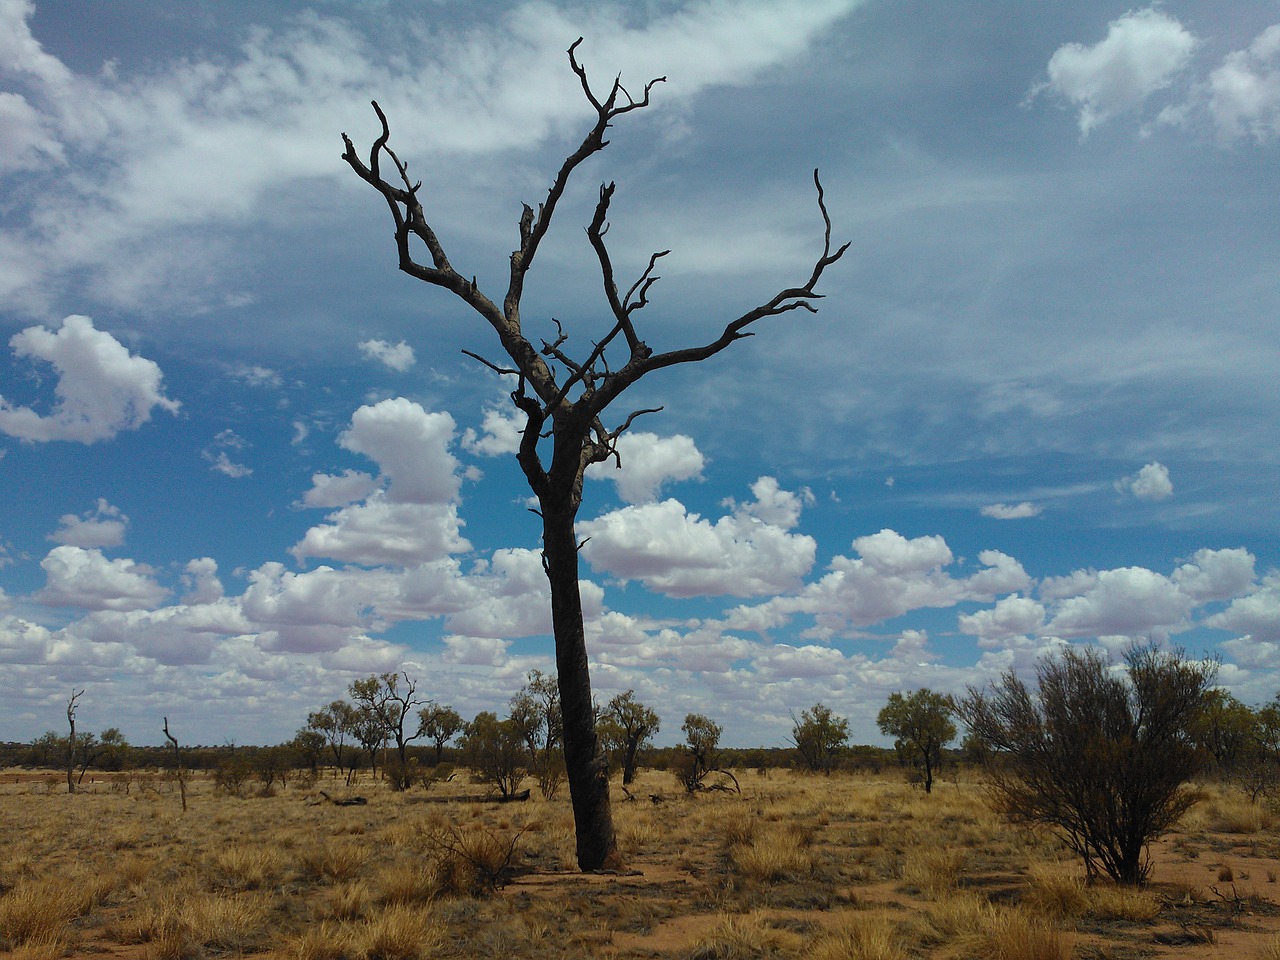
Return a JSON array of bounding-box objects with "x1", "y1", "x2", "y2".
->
[
  {"x1": 0, "y1": 879, "x2": 84, "y2": 949},
  {"x1": 0, "y1": 765, "x2": 1275, "y2": 960},
  {"x1": 808, "y1": 914, "x2": 908, "y2": 960},
  {"x1": 978, "y1": 909, "x2": 1072, "y2": 960},
  {"x1": 690, "y1": 911, "x2": 807, "y2": 959},
  {"x1": 901, "y1": 845, "x2": 968, "y2": 898},
  {"x1": 1022, "y1": 865, "x2": 1089, "y2": 920}
]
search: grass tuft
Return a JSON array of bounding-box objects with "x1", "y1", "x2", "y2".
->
[
  {"x1": 1085, "y1": 884, "x2": 1162, "y2": 923},
  {"x1": 1022, "y1": 866, "x2": 1088, "y2": 920},
  {"x1": 809, "y1": 914, "x2": 908, "y2": 960},
  {"x1": 731, "y1": 825, "x2": 815, "y2": 883},
  {"x1": 689, "y1": 912, "x2": 805, "y2": 959},
  {"x1": 299, "y1": 841, "x2": 371, "y2": 883},
  {"x1": 348, "y1": 904, "x2": 445, "y2": 960},
  {"x1": 0, "y1": 877, "x2": 97, "y2": 949},
  {"x1": 981, "y1": 908, "x2": 1071, "y2": 960},
  {"x1": 900, "y1": 846, "x2": 968, "y2": 898}
]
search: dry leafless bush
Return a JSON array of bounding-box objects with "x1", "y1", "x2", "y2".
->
[{"x1": 421, "y1": 820, "x2": 533, "y2": 894}]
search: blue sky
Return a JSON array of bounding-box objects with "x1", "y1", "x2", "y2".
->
[{"x1": 1, "y1": 0, "x2": 1277, "y2": 748}]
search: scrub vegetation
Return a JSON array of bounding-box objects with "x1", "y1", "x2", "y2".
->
[{"x1": 3, "y1": 764, "x2": 1280, "y2": 959}]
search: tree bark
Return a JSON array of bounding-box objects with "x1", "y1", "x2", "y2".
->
[
  {"x1": 542, "y1": 500, "x2": 620, "y2": 871},
  {"x1": 622, "y1": 740, "x2": 639, "y2": 786}
]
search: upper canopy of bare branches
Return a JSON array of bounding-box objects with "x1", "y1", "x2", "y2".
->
[{"x1": 341, "y1": 39, "x2": 848, "y2": 504}]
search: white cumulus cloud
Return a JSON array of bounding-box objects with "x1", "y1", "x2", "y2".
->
[
  {"x1": 48, "y1": 498, "x2": 128, "y2": 549},
  {"x1": 298, "y1": 469, "x2": 382, "y2": 508},
  {"x1": 1206, "y1": 24, "x2": 1280, "y2": 142},
  {"x1": 958, "y1": 595, "x2": 1047, "y2": 645},
  {"x1": 291, "y1": 398, "x2": 472, "y2": 566},
  {"x1": 358, "y1": 338, "x2": 416, "y2": 372},
  {"x1": 461, "y1": 405, "x2": 526, "y2": 458},
  {"x1": 1037, "y1": 6, "x2": 1197, "y2": 135},
  {"x1": 339, "y1": 398, "x2": 462, "y2": 505},
  {"x1": 1043, "y1": 563, "x2": 1204, "y2": 639},
  {"x1": 579, "y1": 477, "x2": 816, "y2": 598},
  {"x1": 586, "y1": 432, "x2": 706, "y2": 504},
  {"x1": 34, "y1": 545, "x2": 170, "y2": 612},
  {"x1": 1120, "y1": 461, "x2": 1173, "y2": 501},
  {"x1": 1207, "y1": 571, "x2": 1280, "y2": 643},
  {"x1": 291, "y1": 491, "x2": 470, "y2": 567},
  {"x1": 0, "y1": 316, "x2": 180, "y2": 443},
  {"x1": 725, "y1": 530, "x2": 1031, "y2": 638}
]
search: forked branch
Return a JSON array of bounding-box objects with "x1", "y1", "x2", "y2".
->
[
  {"x1": 344, "y1": 42, "x2": 846, "y2": 489},
  {"x1": 583, "y1": 169, "x2": 848, "y2": 413}
]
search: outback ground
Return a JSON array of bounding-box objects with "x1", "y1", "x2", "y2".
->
[{"x1": 3, "y1": 766, "x2": 1280, "y2": 959}]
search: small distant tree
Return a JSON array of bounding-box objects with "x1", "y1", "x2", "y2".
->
[
  {"x1": 1191, "y1": 689, "x2": 1259, "y2": 776},
  {"x1": 678, "y1": 713, "x2": 723, "y2": 793},
  {"x1": 99, "y1": 728, "x2": 130, "y2": 771},
  {"x1": 599, "y1": 691, "x2": 660, "y2": 786},
  {"x1": 509, "y1": 670, "x2": 564, "y2": 797},
  {"x1": 350, "y1": 672, "x2": 429, "y2": 790},
  {"x1": 959, "y1": 645, "x2": 1215, "y2": 885},
  {"x1": 29, "y1": 730, "x2": 62, "y2": 768},
  {"x1": 1247, "y1": 698, "x2": 1280, "y2": 800},
  {"x1": 417, "y1": 704, "x2": 465, "y2": 764},
  {"x1": 460, "y1": 712, "x2": 528, "y2": 799},
  {"x1": 790, "y1": 702, "x2": 849, "y2": 775},
  {"x1": 215, "y1": 752, "x2": 254, "y2": 796},
  {"x1": 877, "y1": 689, "x2": 956, "y2": 794},
  {"x1": 308, "y1": 700, "x2": 360, "y2": 782},
  {"x1": 292, "y1": 728, "x2": 327, "y2": 775},
  {"x1": 1202, "y1": 693, "x2": 1280, "y2": 802},
  {"x1": 350, "y1": 710, "x2": 385, "y2": 783},
  {"x1": 253, "y1": 746, "x2": 295, "y2": 790},
  {"x1": 72, "y1": 731, "x2": 105, "y2": 785}
]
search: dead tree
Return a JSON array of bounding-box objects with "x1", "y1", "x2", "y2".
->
[
  {"x1": 162, "y1": 716, "x2": 188, "y2": 813},
  {"x1": 342, "y1": 39, "x2": 847, "y2": 871},
  {"x1": 65, "y1": 688, "x2": 84, "y2": 794}
]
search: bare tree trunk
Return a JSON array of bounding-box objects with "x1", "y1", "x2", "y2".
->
[
  {"x1": 543, "y1": 505, "x2": 619, "y2": 871},
  {"x1": 163, "y1": 717, "x2": 187, "y2": 813},
  {"x1": 66, "y1": 688, "x2": 83, "y2": 795}
]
